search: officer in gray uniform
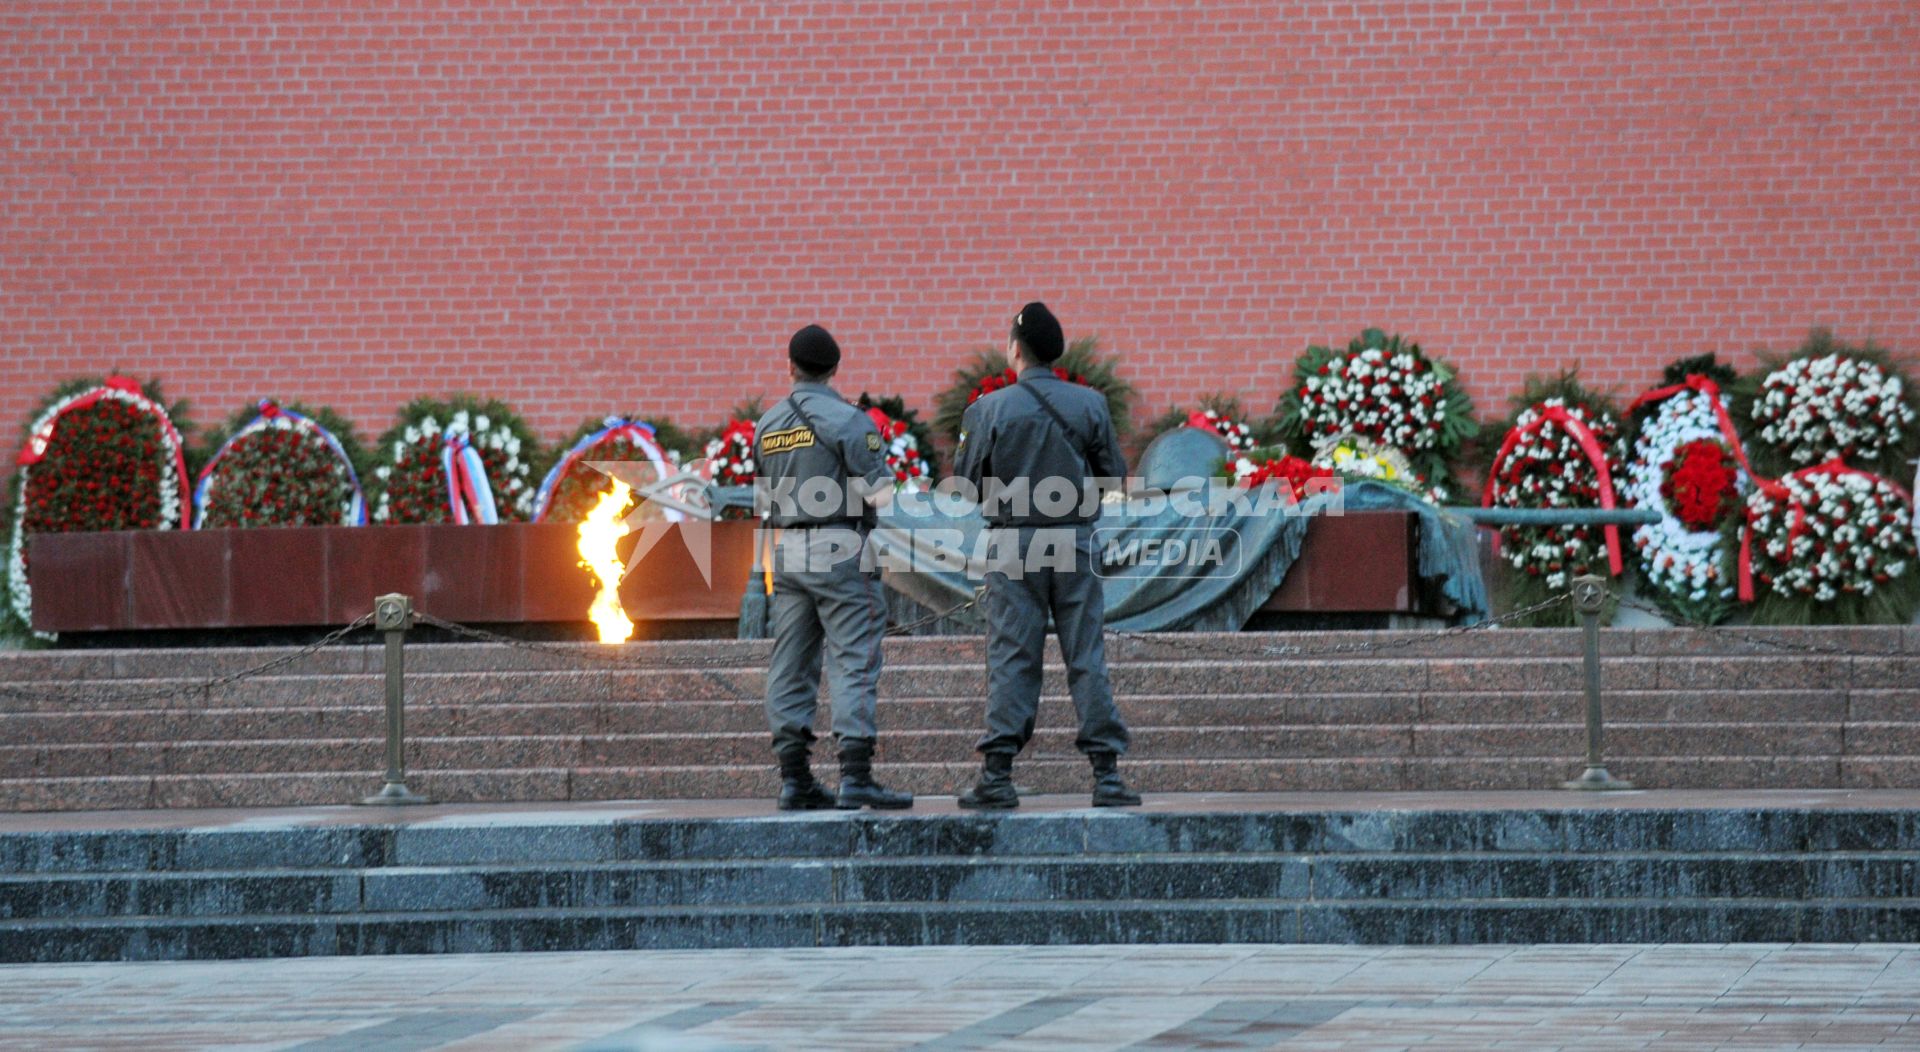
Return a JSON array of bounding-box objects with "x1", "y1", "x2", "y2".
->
[
  {"x1": 753, "y1": 324, "x2": 913, "y2": 811},
  {"x1": 951, "y1": 302, "x2": 1141, "y2": 809}
]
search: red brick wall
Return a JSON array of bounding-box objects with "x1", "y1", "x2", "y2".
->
[{"x1": 4, "y1": 1, "x2": 1917, "y2": 455}]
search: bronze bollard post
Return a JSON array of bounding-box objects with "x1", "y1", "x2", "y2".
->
[
  {"x1": 1562, "y1": 574, "x2": 1633, "y2": 791},
  {"x1": 359, "y1": 594, "x2": 433, "y2": 806}
]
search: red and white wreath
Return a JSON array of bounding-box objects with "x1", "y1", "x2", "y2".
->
[
  {"x1": 1484, "y1": 396, "x2": 1627, "y2": 593},
  {"x1": 702, "y1": 420, "x2": 756, "y2": 486},
  {"x1": 1294, "y1": 344, "x2": 1448, "y2": 455},
  {"x1": 1277, "y1": 331, "x2": 1477, "y2": 497},
  {"x1": 530, "y1": 417, "x2": 680, "y2": 524},
  {"x1": 1750, "y1": 354, "x2": 1916, "y2": 471},
  {"x1": 8, "y1": 377, "x2": 189, "y2": 637},
  {"x1": 193, "y1": 401, "x2": 366, "y2": 529},
  {"x1": 865, "y1": 407, "x2": 931, "y2": 490},
  {"x1": 968, "y1": 365, "x2": 1090, "y2": 405},
  {"x1": 1738, "y1": 461, "x2": 1918, "y2": 620},
  {"x1": 1622, "y1": 378, "x2": 1750, "y2": 623},
  {"x1": 1229, "y1": 452, "x2": 1336, "y2": 502},
  {"x1": 1185, "y1": 408, "x2": 1257, "y2": 453},
  {"x1": 371, "y1": 403, "x2": 535, "y2": 524}
]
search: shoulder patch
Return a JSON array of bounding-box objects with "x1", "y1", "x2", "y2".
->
[
  {"x1": 866, "y1": 432, "x2": 883, "y2": 452},
  {"x1": 760, "y1": 425, "x2": 816, "y2": 455}
]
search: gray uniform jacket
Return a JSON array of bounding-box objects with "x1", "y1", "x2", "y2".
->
[
  {"x1": 753, "y1": 382, "x2": 893, "y2": 752},
  {"x1": 953, "y1": 368, "x2": 1128, "y2": 526},
  {"x1": 753, "y1": 382, "x2": 891, "y2": 529}
]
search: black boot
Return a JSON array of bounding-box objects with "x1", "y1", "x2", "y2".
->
[
  {"x1": 1089, "y1": 751, "x2": 1142, "y2": 807},
  {"x1": 956, "y1": 750, "x2": 1019, "y2": 810},
  {"x1": 776, "y1": 744, "x2": 836, "y2": 811},
  {"x1": 834, "y1": 739, "x2": 913, "y2": 810}
]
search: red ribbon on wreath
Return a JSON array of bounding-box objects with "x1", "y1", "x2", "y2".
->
[
  {"x1": 13, "y1": 375, "x2": 190, "y2": 529},
  {"x1": 1482, "y1": 405, "x2": 1626, "y2": 576},
  {"x1": 1736, "y1": 458, "x2": 1914, "y2": 602},
  {"x1": 1627, "y1": 374, "x2": 1753, "y2": 477}
]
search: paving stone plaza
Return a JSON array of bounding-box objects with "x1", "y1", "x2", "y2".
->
[{"x1": 3, "y1": 943, "x2": 1916, "y2": 1050}]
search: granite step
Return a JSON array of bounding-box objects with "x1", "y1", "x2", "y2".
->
[
  {"x1": 0, "y1": 655, "x2": 1904, "y2": 717},
  {"x1": 0, "y1": 691, "x2": 1881, "y2": 748},
  {"x1": 1, "y1": 629, "x2": 1911, "y2": 677},
  {"x1": 0, "y1": 726, "x2": 1413, "y2": 777},
  {"x1": 9, "y1": 807, "x2": 1918, "y2": 870},
  {"x1": 0, "y1": 690, "x2": 1874, "y2": 745},
  {"x1": 0, "y1": 749, "x2": 1910, "y2": 813},
  {"x1": 0, "y1": 652, "x2": 1905, "y2": 712},
  {"x1": 0, "y1": 720, "x2": 1862, "y2": 780},
  {"x1": 8, "y1": 852, "x2": 1918, "y2": 921},
  {"x1": 6, "y1": 653, "x2": 1888, "y2": 705},
  {"x1": 7, "y1": 898, "x2": 1920, "y2": 962},
  {"x1": 2, "y1": 625, "x2": 1913, "y2": 680},
  {"x1": 2, "y1": 628, "x2": 1916, "y2": 810},
  {"x1": 2, "y1": 804, "x2": 1918, "y2": 961}
]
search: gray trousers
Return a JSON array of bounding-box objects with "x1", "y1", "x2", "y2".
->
[
  {"x1": 764, "y1": 526, "x2": 885, "y2": 754},
  {"x1": 978, "y1": 524, "x2": 1131, "y2": 757}
]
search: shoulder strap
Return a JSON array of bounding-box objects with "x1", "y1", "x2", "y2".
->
[
  {"x1": 1019, "y1": 382, "x2": 1090, "y2": 471},
  {"x1": 781, "y1": 393, "x2": 854, "y2": 477}
]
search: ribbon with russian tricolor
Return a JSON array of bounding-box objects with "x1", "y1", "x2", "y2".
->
[
  {"x1": 1737, "y1": 458, "x2": 1914, "y2": 602},
  {"x1": 1482, "y1": 404, "x2": 1626, "y2": 576},
  {"x1": 530, "y1": 418, "x2": 679, "y2": 523},
  {"x1": 15, "y1": 376, "x2": 191, "y2": 530},
  {"x1": 191, "y1": 400, "x2": 368, "y2": 528},
  {"x1": 441, "y1": 433, "x2": 500, "y2": 525}
]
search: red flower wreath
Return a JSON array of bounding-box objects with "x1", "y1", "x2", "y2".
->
[
  {"x1": 1238, "y1": 454, "x2": 1336, "y2": 502},
  {"x1": 1660, "y1": 439, "x2": 1740, "y2": 532},
  {"x1": 967, "y1": 366, "x2": 1088, "y2": 404}
]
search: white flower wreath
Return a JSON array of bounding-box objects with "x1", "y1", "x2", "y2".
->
[
  {"x1": 1623, "y1": 388, "x2": 1749, "y2": 622},
  {"x1": 372, "y1": 408, "x2": 535, "y2": 523},
  {"x1": 1743, "y1": 468, "x2": 1915, "y2": 607},
  {"x1": 1298, "y1": 346, "x2": 1451, "y2": 455},
  {"x1": 1751, "y1": 354, "x2": 1916, "y2": 470}
]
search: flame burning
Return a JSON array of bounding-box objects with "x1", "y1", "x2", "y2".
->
[{"x1": 577, "y1": 481, "x2": 635, "y2": 644}]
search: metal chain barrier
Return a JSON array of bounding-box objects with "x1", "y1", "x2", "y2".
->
[
  {"x1": 412, "y1": 611, "x2": 761, "y2": 701},
  {"x1": 414, "y1": 612, "x2": 745, "y2": 671},
  {"x1": 1606, "y1": 589, "x2": 1865, "y2": 657},
  {"x1": 1257, "y1": 593, "x2": 1574, "y2": 657},
  {"x1": 885, "y1": 587, "x2": 986, "y2": 637},
  {"x1": 0, "y1": 612, "x2": 377, "y2": 707},
  {"x1": 1096, "y1": 591, "x2": 1573, "y2": 663},
  {"x1": 4, "y1": 575, "x2": 1905, "y2": 809}
]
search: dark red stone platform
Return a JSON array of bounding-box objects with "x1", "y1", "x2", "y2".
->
[
  {"x1": 1264, "y1": 511, "x2": 1421, "y2": 613},
  {"x1": 26, "y1": 522, "x2": 759, "y2": 632},
  {"x1": 27, "y1": 512, "x2": 1432, "y2": 633}
]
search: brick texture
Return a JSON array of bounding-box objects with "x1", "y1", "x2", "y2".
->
[{"x1": 3, "y1": 1, "x2": 1917, "y2": 448}]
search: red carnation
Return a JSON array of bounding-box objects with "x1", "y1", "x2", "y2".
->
[{"x1": 1660, "y1": 440, "x2": 1738, "y2": 531}]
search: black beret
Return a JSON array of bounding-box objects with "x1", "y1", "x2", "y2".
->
[
  {"x1": 788, "y1": 324, "x2": 841, "y2": 372},
  {"x1": 1011, "y1": 301, "x2": 1064, "y2": 363}
]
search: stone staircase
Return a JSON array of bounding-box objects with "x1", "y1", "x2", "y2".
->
[
  {"x1": 1, "y1": 627, "x2": 1916, "y2": 811},
  {"x1": 2, "y1": 801, "x2": 1916, "y2": 962}
]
